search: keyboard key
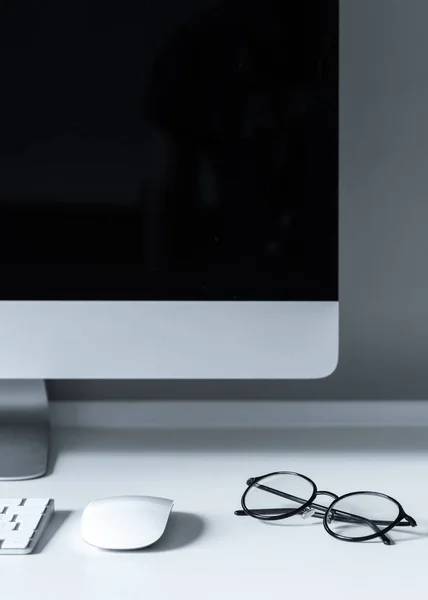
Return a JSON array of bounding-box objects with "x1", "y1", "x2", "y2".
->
[
  {"x1": 0, "y1": 499, "x2": 23, "y2": 507},
  {"x1": 23, "y1": 498, "x2": 50, "y2": 508},
  {"x1": 15, "y1": 515, "x2": 42, "y2": 530},
  {"x1": 1, "y1": 534, "x2": 31, "y2": 550},
  {"x1": 5, "y1": 506, "x2": 44, "y2": 517},
  {"x1": 0, "y1": 522, "x2": 17, "y2": 534},
  {"x1": 0, "y1": 514, "x2": 14, "y2": 523},
  {"x1": 14, "y1": 528, "x2": 36, "y2": 538}
]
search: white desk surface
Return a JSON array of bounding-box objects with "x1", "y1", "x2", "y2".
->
[{"x1": 2, "y1": 426, "x2": 428, "y2": 600}]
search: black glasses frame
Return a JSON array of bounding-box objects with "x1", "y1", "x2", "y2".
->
[{"x1": 235, "y1": 471, "x2": 417, "y2": 545}]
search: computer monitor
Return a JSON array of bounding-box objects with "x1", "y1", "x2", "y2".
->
[{"x1": 0, "y1": 0, "x2": 339, "y2": 479}]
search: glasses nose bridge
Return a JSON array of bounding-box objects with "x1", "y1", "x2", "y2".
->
[{"x1": 315, "y1": 490, "x2": 339, "y2": 502}]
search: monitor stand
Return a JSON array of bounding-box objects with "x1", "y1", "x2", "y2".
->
[{"x1": 0, "y1": 380, "x2": 50, "y2": 480}]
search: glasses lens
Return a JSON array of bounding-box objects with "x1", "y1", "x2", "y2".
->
[
  {"x1": 244, "y1": 472, "x2": 315, "y2": 518},
  {"x1": 325, "y1": 493, "x2": 400, "y2": 539}
]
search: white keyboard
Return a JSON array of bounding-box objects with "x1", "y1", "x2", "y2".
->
[{"x1": 0, "y1": 498, "x2": 55, "y2": 554}]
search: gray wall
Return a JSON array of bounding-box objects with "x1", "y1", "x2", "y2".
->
[{"x1": 50, "y1": 0, "x2": 428, "y2": 402}]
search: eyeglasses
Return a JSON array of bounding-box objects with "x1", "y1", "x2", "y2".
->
[{"x1": 234, "y1": 471, "x2": 417, "y2": 545}]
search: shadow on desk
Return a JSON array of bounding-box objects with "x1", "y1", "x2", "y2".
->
[
  {"x1": 34, "y1": 510, "x2": 204, "y2": 554},
  {"x1": 34, "y1": 510, "x2": 72, "y2": 554},
  {"x1": 389, "y1": 527, "x2": 428, "y2": 544},
  {"x1": 263, "y1": 516, "x2": 428, "y2": 545},
  {"x1": 49, "y1": 427, "x2": 428, "y2": 458},
  {"x1": 139, "y1": 512, "x2": 205, "y2": 553}
]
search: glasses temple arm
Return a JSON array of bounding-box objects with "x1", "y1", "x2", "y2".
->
[
  {"x1": 234, "y1": 506, "x2": 390, "y2": 542},
  {"x1": 234, "y1": 508, "x2": 412, "y2": 525},
  {"x1": 234, "y1": 508, "x2": 409, "y2": 528}
]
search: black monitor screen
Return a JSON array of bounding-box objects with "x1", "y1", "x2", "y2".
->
[{"x1": 0, "y1": 0, "x2": 338, "y2": 300}]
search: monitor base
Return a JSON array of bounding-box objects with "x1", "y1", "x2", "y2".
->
[{"x1": 0, "y1": 380, "x2": 50, "y2": 480}]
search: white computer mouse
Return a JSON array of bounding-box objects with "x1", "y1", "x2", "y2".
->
[{"x1": 81, "y1": 495, "x2": 174, "y2": 550}]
